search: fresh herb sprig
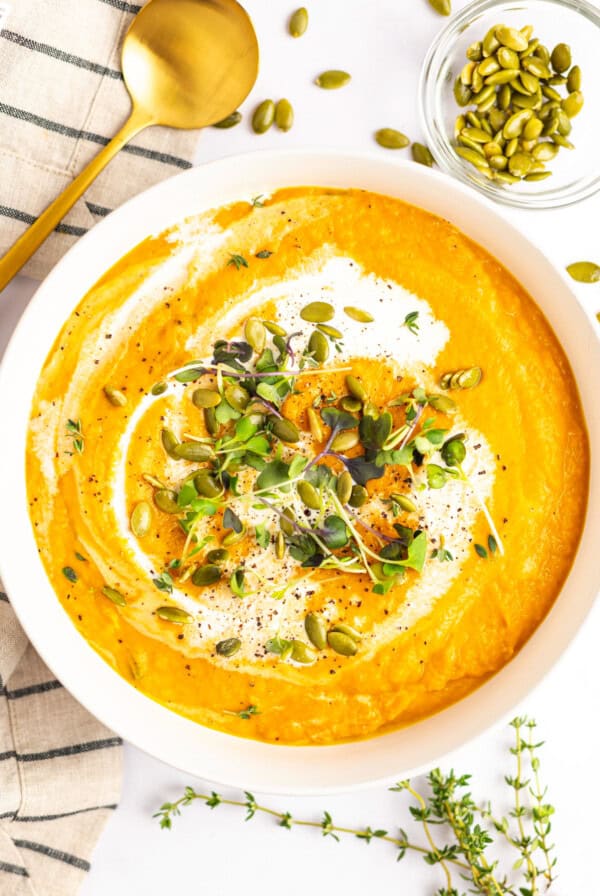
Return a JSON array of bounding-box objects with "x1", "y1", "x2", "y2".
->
[
  {"x1": 155, "y1": 717, "x2": 557, "y2": 896},
  {"x1": 65, "y1": 418, "x2": 84, "y2": 455}
]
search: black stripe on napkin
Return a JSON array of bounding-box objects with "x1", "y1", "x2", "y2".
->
[
  {"x1": 0, "y1": 592, "x2": 8, "y2": 603},
  {"x1": 98, "y1": 0, "x2": 142, "y2": 13},
  {"x1": 13, "y1": 840, "x2": 90, "y2": 872},
  {"x1": 6, "y1": 680, "x2": 62, "y2": 699},
  {"x1": 12, "y1": 803, "x2": 118, "y2": 823},
  {"x1": 0, "y1": 860, "x2": 29, "y2": 877},
  {"x1": 85, "y1": 201, "x2": 113, "y2": 217},
  {"x1": 0, "y1": 31, "x2": 123, "y2": 79},
  {"x1": 0, "y1": 103, "x2": 192, "y2": 169},
  {"x1": 0, "y1": 206, "x2": 88, "y2": 237},
  {"x1": 0, "y1": 736, "x2": 122, "y2": 762}
]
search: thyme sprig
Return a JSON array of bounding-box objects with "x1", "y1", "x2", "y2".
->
[{"x1": 155, "y1": 717, "x2": 557, "y2": 896}]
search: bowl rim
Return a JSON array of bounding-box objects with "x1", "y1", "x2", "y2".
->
[
  {"x1": 0, "y1": 147, "x2": 598, "y2": 794},
  {"x1": 419, "y1": 0, "x2": 600, "y2": 210}
]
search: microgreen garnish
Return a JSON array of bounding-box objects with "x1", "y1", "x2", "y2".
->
[
  {"x1": 224, "y1": 704, "x2": 260, "y2": 720},
  {"x1": 250, "y1": 195, "x2": 265, "y2": 208},
  {"x1": 227, "y1": 254, "x2": 249, "y2": 270},
  {"x1": 74, "y1": 552, "x2": 88, "y2": 562},
  {"x1": 152, "y1": 571, "x2": 174, "y2": 593},
  {"x1": 474, "y1": 543, "x2": 488, "y2": 559},
  {"x1": 65, "y1": 418, "x2": 84, "y2": 454},
  {"x1": 255, "y1": 249, "x2": 273, "y2": 259},
  {"x1": 62, "y1": 566, "x2": 78, "y2": 583},
  {"x1": 402, "y1": 311, "x2": 420, "y2": 335}
]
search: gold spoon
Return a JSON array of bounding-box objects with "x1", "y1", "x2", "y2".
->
[{"x1": 0, "y1": 0, "x2": 259, "y2": 291}]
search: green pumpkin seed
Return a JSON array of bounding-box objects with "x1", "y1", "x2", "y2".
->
[
  {"x1": 519, "y1": 71, "x2": 539, "y2": 94},
  {"x1": 308, "y1": 329, "x2": 330, "y2": 363},
  {"x1": 327, "y1": 630, "x2": 358, "y2": 657},
  {"x1": 288, "y1": 6, "x2": 308, "y2": 37},
  {"x1": 485, "y1": 68, "x2": 520, "y2": 86},
  {"x1": 567, "y1": 65, "x2": 581, "y2": 93},
  {"x1": 550, "y1": 43, "x2": 571, "y2": 74},
  {"x1": 562, "y1": 90, "x2": 583, "y2": 118},
  {"x1": 331, "y1": 623, "x2": 361, "y2": 641},
  {"x1": 263, "y1": 320, "x2": 287, "y2": 337},
  {"x1": 541, "y1": 84, "x2": 562, "y2": 102},
  {"x1": 411, "y1": 142, "x2": 434, "y2": 167},
  {"x1": 427, "y1": 393, "x2": 456, "y2": 413},
  {"x1": 222, "y1": 525, "x2": 246, "y2": 547},
  {"x1": 453, "y1": 78, "x2": 472, "y2": 107},
  {"x1": 392, "y1": 493, "x2": 417, "y2": 513},
  {"x1": 306, "y1": 406, "x2": 324, "y2": 441},
  {"x1": 508, "y1": 152, "x2": 533, "y2": 177},
  {"x1": 522, "y1": 56, "x2": 551, "y2": 79},
  {"x1": 151, "y1": 382, "x2": 168, "y2": 396},
  {"x1": 252, "y1": 99, "x2": 275, "y2": 134},
  {"x1": 524, "y1": 171, "x2": 552, "y2": 181},
  {"x1": 566, "y1": 261, "x2": 600, "y2": 284},
  {"x1": 279, "y1": 508, "x2": 297, "y2": 536},
  {"x1": 457, "y1": 367, "x2": 482, "y2": 388},
  {"x1": 520, "y1": 25, "x2": 534, "y2": 41},
  {"x1": 495, "y1": 26, "x2": 528, "y2": 53},
  {"x1": 466, "y1": 41, "x2": 483, "y2": 61},
  {"x1": 331, "y1": 430, "x2": 359, "y2": 453},
  {"x1": 243, "y1": 317, "x2": 266, "y2": 354},
  {"x1": 495, "y1": 171, "x2": 520, "y2": 184},
  {"x1": 461, "y1": 126, "x2": 490, "y2": 143},
  {"x1": 154, "y1": 489, "x2": 180, "y2": 514},
  {"x1": 556, "y1": 111, "x2": 572, "y2": 135},
  {"x1": 551, "y1": 134, "x2": 574, "y2": 149},
  {"x1": 466, "y1": 111, "x2": 481, "y2": 128},
  {"x1": 315, "y1": 70, "x2": 351, "y2": 89},
  {"x1": 456, "y1": 146, "x2": 490, "y2": 170},
  {"x1": 271, "y1": 416, "x2": 300, "y2": 443},
  {"x1": 374, "y1": 128, "x2": 410, "y2": 150},
  {"x1": 192, "y1": 565, "x2": 222, "y2": 587},
  {"x1": 498, "y1": 83, "x2": 511, "y2": 110},
  {"x1": 102, "y1": 586, "x2": 126, "y2": 607},
  {"x1": 216, "y1": 637, "x2": 241, "y2": 657},
  {"x1": 291, "y1": 640, "x2": 317, "y2": 664},
  {"x1": 489, "y1": 154, "x2": 508, "y2": 170},
  {"x1": 317, "y1": 323, "x2": 343, "y2": 339},
  {"x1": 305, "y1": 613, "x2": 327, "y2": 650},
  {"x1": 548, "y1": 75, "x2": 567, "y2": 86},
  {"x1": 458, "y1": 135, "x2": 485, "y2": 155},
  {"x1": 427, "y1": 0, "x2": 451, "y2": 13},
  {"x1": 297, "y1": 480, "x2": 321, "y2": 510},
  {"x1": 173, "y1": 441, "x2": 213, "y2": 462},
  {"x1": 300, "y1": 301, "x2": 334, "y2": 323},
  {"x1": 275, "y1": 98, "x2": 294, "y2": 132},
  {"x1": 497, "y1": 46, "x2": 519, "y2": 69},
  {"x1": 204, "y1": 407, "x2": 219, "y2": 436},
  {"x1": 344, "y1": 374, "x2": 366, "y2": 400},
  {"x1": 156, "y1": 606, "x2": 194, "y2": 624},
  {"x1": 349, "y1": 485, "x2": 368, "y2": 508},
  {"x1": 512, "y1": 92, "x2": 541, "y2": 110},
  {"x1": 275, "y1": 531, "x2": 285, "y2": 560},
  {"x1": 212, "y1": 111, "x2": 242, "y2": 129},
  {"x1": 477, "y1": 57, "x2": 499, "y2": 77},
  {"x1": 523, "y1": 117, "x2": 543, "y2": 141},
  {"x1": 336, "y1": 471, "x2": 353, "y2": 505},
  {"x1": 340, "y1": 395, "x2": 362, "y2": 413},
  {"x1": 482, "y1": 26, "x2": 500, "y2": 57},
  {"x1": 192, "y1": 388, "x2": 220, "y2": 409},
  {"x1": 534, "y1": 43, "x2": 551, "y2": 64},
  {"x1": 532, "y1": 142, "x2": 558, "y2": 161},
  {"x1": 503, "y1": 108, "x2": 532, "y2": 139},
  {"x1": 224, "y1": 383, "x2": 250, "y2": 413},
  {"x1": 206, "y1": 548, "x2": 229, "y2": 564},
  {"x1": 161, "y1": 428, "x2": 180, "y2": 459},
  {"x1": 194, "y1": 471, "x2": 222, "y2": 498},
  {"x1": 343, "y1": 305, "x2": 374, "y2": 323},
  {"x1": 504, "y1": 137, "x2": 518, "y2": 158},
  {"x1": 130, "y1": 501, "x2": 151, "y2": 537},
  {"x1": 103, "y1": 386, "x2": 127, "y2": 407}
]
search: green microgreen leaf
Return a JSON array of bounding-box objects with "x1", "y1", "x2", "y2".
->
[
  {"x1": 177, "y1": 480, "x2": 198, "y2": 507},
  {"x1": 255, "y1": 523, "x2": 271, "y2": 549},
  {"x1": 359, "y1": 412, "x2": 393, "y2": 450},
  {"x1": 402, "y1": 311, "x2": 420, "y2": 335},
  {"x1": 227, "y1": 253, "x2": 248, "y2": 270},
  {"x1": 475, "y1": 543, "x2": 488, "y2": 559},
  {"x1": 288, "y1": 454, "x2": 309, "y2": 479},
  {"x1": 344, "y1": 456, "x2": 384, "y2": 486},
  {"x1": 229, "y1": 567, "x2": 246, "y2": 597},
  {"x1": 174, "y1": 366, "x2": 203, "y2": 383},
  {"x1": 255, "y1": 249, "x2": 273, "y2": 258},
  {"x1": 223, "y1": 508, "x2": 243, "y2": 533},
  {"x1": 62, "y1": 566, "x2": 78, "y2": 583},
  {"x1": 265, "y1": 636, "x2": 294, "y2": 657},
  {"x1": 319, "y1": 515, "x2": 349, "y2": 550},
  {"x1": 320, "y1": 407, "x2": 359, "y2": 433},
  {"x1": 426, "y1": 464, "x2": 449, "y2": 489},
  {"x1": 215, "y1": 400, "x2": 241, "y2": 424},
  {"x1": 153, "y1": 571, "x2": 174, "y2": 593},
  {"x1": 255, "y1": 460, "x2": 291, "y2": 492},
  {"x1": 74, "y1": 552, "x2": 87, "y2": 562}
]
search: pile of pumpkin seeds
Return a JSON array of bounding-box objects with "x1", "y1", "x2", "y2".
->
[{"x1": 453, "y1": 24, "x2": 584, "y2": 184}]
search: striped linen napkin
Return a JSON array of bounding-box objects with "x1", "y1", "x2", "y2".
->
[
  {"x1": 0, "y1": 588, "x2": 122, "y2": 896},
  {"x1": 0, "y1": 0, "x2": 201, "y2": 281}
]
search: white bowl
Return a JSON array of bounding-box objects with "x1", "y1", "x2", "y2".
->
[{"x1": 0, "y1": 150, "x2": 598, "y2": 794}]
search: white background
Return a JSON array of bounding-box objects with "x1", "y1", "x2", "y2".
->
[{"x1": 1, "y1": 1, "x2": 599, "y2": 892}]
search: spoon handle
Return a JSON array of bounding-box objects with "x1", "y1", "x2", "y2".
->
[{"x1": 0, "y1": 106, "x2": 152, "y2": 291}]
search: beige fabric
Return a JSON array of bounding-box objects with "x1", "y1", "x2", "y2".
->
[
  {"x1": 0, "y1": 590, "x2": 122, "y2": 896},
  {"x1": 0, "y1": 0, "x2": 201, "y2": 280}
]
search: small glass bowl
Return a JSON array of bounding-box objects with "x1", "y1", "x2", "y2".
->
[{"x1": 419, "y1": 0, "x2": 600, "y2": 208}]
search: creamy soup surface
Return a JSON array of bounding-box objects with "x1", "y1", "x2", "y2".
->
[{"x1": 27, "y1": 188, "x2": 589, "y2": 745}]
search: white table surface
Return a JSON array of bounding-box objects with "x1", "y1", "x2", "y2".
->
[{"x1": 2, "y1": 1, "x2": 599, "y2": 892}]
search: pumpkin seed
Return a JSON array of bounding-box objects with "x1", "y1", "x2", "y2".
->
[
  {"x1": 297, "y1": 480, "x2": 321, "y2": 510},
  {"x1": 566, "y1": 261, "x2": 600, "y2": 283},
  {"x1": 345, "y1": 374, "x2": 367, "y2": 401},
  {"x1": 523, "y1": 117, "x2": 543, "y2": 140},
  {"x1": 204, "y1": 407, "x2": 219, "y2": 436},
  {"x1": 173, "y1": 441, "x2": 213, "y2": 462},
  {"x1": 541, "y1": 84, "x2": 562, "y2": 102},
  {"x1": 551, "y1": 134, "x2": 574, "y2": 149},
  {"x1": 275, "y1": 99, "x2": 294, "y2": 132},
  {"x1": 519, "y1": 71, "x2": 540, "y2": 94},
  {"x1": 306, "y1": 406, "x2": 324, "y2": 441},
  {"x1": 534, "y1": 43, "x2": 551, "y2": 64},
  {"x1": 291, "y1": 640, "x2": 317, "y2": 664},
  {"x1": 462, "y1": 126, "x2": 491, "y2": 143},
  {"x1": 192, "y1": 388, "x2": 220, "y2": 409},
  {"x1": 489, "y1": 154, "x2": 508, "y2": 170},
  {"x1": 244, "y1": 317, "x2": 266, "y2": 354},
  {"x1": 252, "y1": 99, "x2": 275, "y2": 134},
  {"x1": 157, "y1": 606, "x2": 194, "y2": 624},
  {"x1": 224, "y1": 383, "x2": 250, "y2": 412},
  {"x1": 275, "y1": 531, "x2": 285, "y2": 560},
  {"x1": 482, "y1": 26, "x2": 500, "y2": 57},
  {"x1": 103, "y1": 386, "x2": 127, "y2": 407},
  {"x1": 504, "y1": 137, "x2": 518, "y2": 158},
  {"x1": 374, "y1": 128, "x2": 410, "y2": 150},
  {"x1": 331, "y1": 623, "x2": 361, "y2": 641},
  {"x1": 206, "y1": 548, "x2": 229, "y2": 564},
  {"x1": 263, "y1": 320, "x2": 287, "y2": 337},
  {"x1": 151, "y1": 382, "x2": 168, "y2": 396},
  {"x1": 498, "y1": 83, "x2": 511, "y2": 110},
  {"x1": 161, "y1": 428, "x2": 180, "y2": 459},
  {"x1": 466, "y1": 41, "x2": 483, "y2": 62},
  {"x1": 427, "y1": 393, "x2": 457, "y2": 413},
  {"x1": 315, "y1": 70, "x2": 351, "y2": 89},
  {"x1": 520, "y1": 25, "x2": 534, "y2": 41},
  {"x1": 557, "y1": 111, "x2": 572, "y2": 135},
  {"x1": 456, "y1": 146, "x2": 490, "y2": 170},
  {"x1": 392, "y1": 493, "x2": 417, "y2": 513},
  {"x1": 130, "y1": 501, "x2": 151, "y2": 537},
  {"x1": 349, "y1": 484, "x2": 368, "y2": 507},
  {"x1": 340, "y1": 395, "x2": 362, "y2": 413},
  {"x1": 336, "y1": 471, "x2": 353, "y2": 505},
  {"x1": 485, "y1": 68, "x2": 520, "y2": 86},
  {"x1": 562, "y1": 90, "x2": 583, "y2": 118},
  {"x1": 305, "y1": 613, "x2": 327, "y2": 650},
  {"x1": 524, "y1": 171, "x2": 552, "y2": 181},
  {"x1": 300, "y1": 301, "x2": 334, "y2": 323},
  {"x1": 550, "y1": 43, "x2": 571, "y2": 74},
  {"x1": 308, "y1": 329, "x2": 329, "y2": 363},
  {"x1": 567, "y1": 65, "x2": 581, "y2": 93},
  {"x1": 271, "y1": 416, "x2": 300, "y2": 443},
  {"x1": 457, "y1": 367, "x2": 482, "y2": 388},
  {"x1": 327, "y1": 630, "x2": 358, "y2": 657},
  {"x1": 532, "y1": 142, "x2": 558, "y2": 161},
  {"x1": 497, "y1": 46, "x2": 519, "y2": 69},
  {"x1": 428, "y1": 0, "x2": 451, "y2": 13},
  {"x1": 194, "y1": 471, "x2": 222, "y2": 498},
  {"x1": 222, "y1": 525, "x2": 246, "y2": 547},
  {"x1": 522, "y1": 56, "x2": 551, "y2": 79},
  {"x1": 279, "y1": 508, "x2": 297, "y2": 536},
  {"x1": 458, "y1": 135, "x2": 485, "y2": 154},
  {"x1": 192, "y1": 565, "x2": 222, "y2": 587},
  {"x1": 216, "y1": 638, "x2": 241, "y2": 657},
  {"x1": 343, "y1": 305, "x2": 374, "y2": 323},
  {"x1": 508, "y1": 151, "x2": 533, "y2": 177},
  {"x1": 411, "y1": 142, "x2": 434, "y2": 167},
  {"x1": 288, "y1": 7, "x2": 308, "y2": 38},
  {"x1": 503, "y1": 108, "x2": 532, "y2": 139},
  {"x1": 142, "y1": 473, "x2": 165, "y2": 489},
  {"x1": 154, "y1": 489, "x2": 180, "y2": 513},
  {"x1": 331, "y1": 430, "x2": 359, "y2": 453},
  {"x1": 317, "y1": 323, "x2": 343, "y2": 339},
  {"x1": 454, "y1": 78, "x2": 472, "y2": 107},
  {"x1": 102, "y1": 585, "x2": 126, "y2": 607},
  {"x1": 495, "y1": 26, "x2": 528, "y2": 53},
  {"x1": 212, "y1": 111, "x2": 242, "y2": 129},
  {"x1": 477, "y1": 57, "x2": 499, "y2": 77},
  {"x1": 493, "y1": 171, "x2": 520, "y2": 184}
]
